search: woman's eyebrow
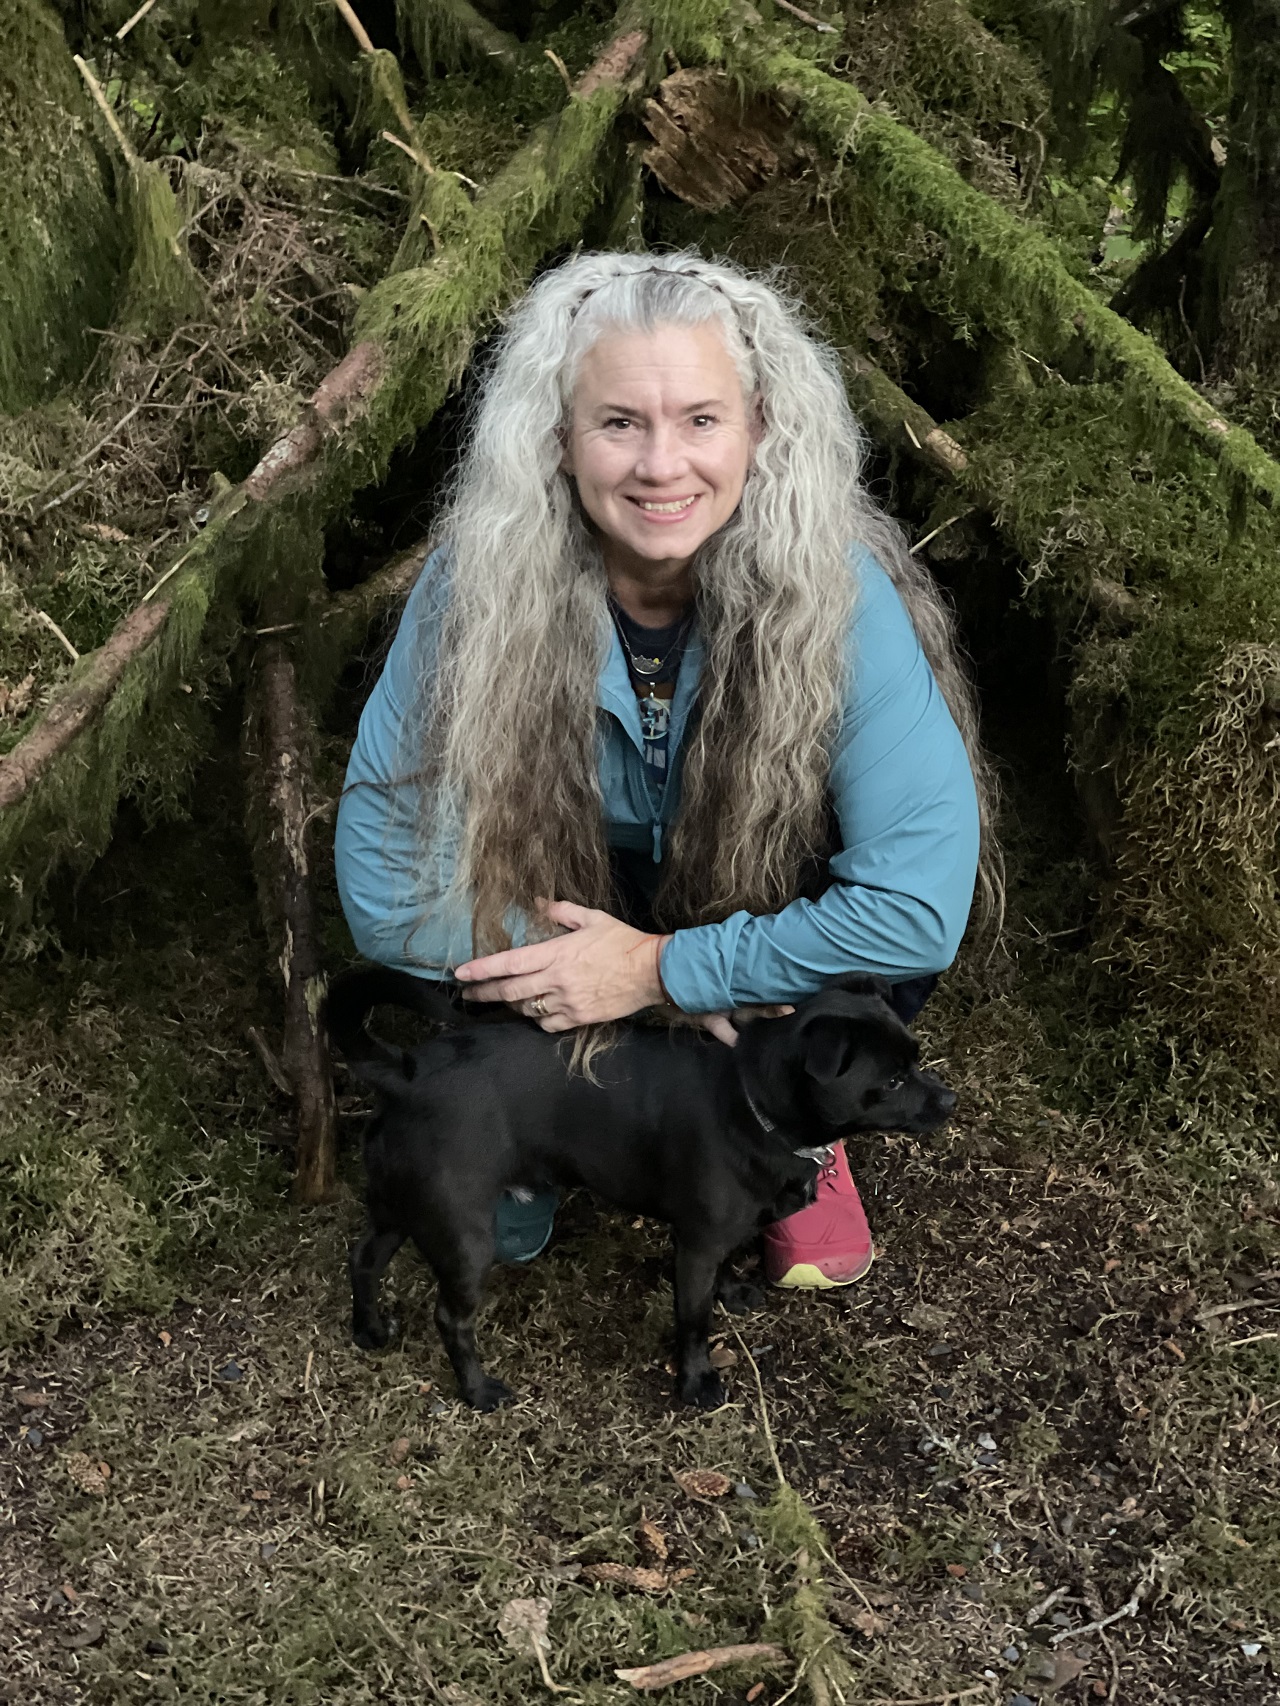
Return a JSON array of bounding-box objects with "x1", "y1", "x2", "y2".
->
[{"x1": 591, "y1": 397, "x2": 729, "y2": 415}]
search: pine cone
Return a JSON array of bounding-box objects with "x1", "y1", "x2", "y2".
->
[
  {"x1": 581, "y1": 1563, "x2": 674, "y2": 1594},
  {"x1": 674, "y1": 1468, "x2": 733, "y2": 1500},
  {"x1": 66, "y1": 1452, "x2": 110, "y2": 1496},
  {"x1": 637, "y1": 1516, "x2": 669, "y2": 1563}
]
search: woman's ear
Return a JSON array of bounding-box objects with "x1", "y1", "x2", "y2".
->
[
  {"x1": 747, "y1": 392, "x2": 765, "y2": 452},
  {"x1": 557, "y1": 421, "x2": 575, "y2": 476}
]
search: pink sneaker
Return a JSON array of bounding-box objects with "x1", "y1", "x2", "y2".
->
[{"x1": 763, "y1": 1141, "x2": 875, "y2": 1289}]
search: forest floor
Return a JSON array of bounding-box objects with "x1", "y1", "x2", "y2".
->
[{"x1": 2, "y1": 734, "x2": 1278, "y2": 1706}]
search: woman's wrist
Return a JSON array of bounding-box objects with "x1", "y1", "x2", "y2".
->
[{"x1": 652, "y1": 932, "x2": 676, "y2": 1007}]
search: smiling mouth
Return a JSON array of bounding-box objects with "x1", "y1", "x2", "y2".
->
[{"x1": 629, "y1": 496, "x2": 699, "y2": 515}]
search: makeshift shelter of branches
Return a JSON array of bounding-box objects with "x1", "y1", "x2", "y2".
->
[{"x1": 3, "y1": 0, "x2": 1279, "y2": 1217}]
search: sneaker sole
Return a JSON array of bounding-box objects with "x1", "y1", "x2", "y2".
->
[{"x1": 769, "y1": 1250, "x2": 874, "y2": 1290}]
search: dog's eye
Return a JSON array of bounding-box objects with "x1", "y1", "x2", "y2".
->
[{"x1": 883, "y1": 1072, "x2": 908, "y2": 1092}]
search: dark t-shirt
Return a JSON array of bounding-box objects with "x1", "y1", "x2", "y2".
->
[{"x1": 609, "y1": 602, "x2": 693, "y2": 788}]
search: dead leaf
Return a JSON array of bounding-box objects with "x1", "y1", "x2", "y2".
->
[
  {"x1": 395, "y1": 1474, "x2": 412, "y2": 1491},
  {"x1": 708, "y1": 1343, "x2": 738, "y2": 1370},
  {"x1": 66, "y1": 1453, "x2": 109, "y2": 1497},
  {"x1": 1162, "y1": 1338, "x2": 1186, "y2": 1361},
  {"x1": 159, "y1": 1331, "x2": 172, "y2": 1347},
  {"x1": 674, "y1": 1468, "x2": 732, "y2": 1500},
  {"x1": 1052, "y1": 1652, "x2": 1087, "y2": 1691},
  {"x1": 416, "y1": 1382, "x2": 433, "y2": 1395},
  {"x1": 389, "y1": 1436, "x2": 412, "y2": 1465},
  {"x1": 78, "y1": 521, "x2": 131, "y2": 543},
  {"x1": 250, "y1": 1488, "x2": 271, "y2": 1501},
  {"x1": 60, "y1": 1582, "x2": 78, "y2": 1603},
  {"x1": 746, "y1": 1686, "x2": 765, "y2": 1703},
  {"x1": 902, "y1": 1302, "x2": 951, "y2": 1334},
  {"x1": 498, "y1": 1596, "x2": 552, "y2": 1659},
  {"x1": 17, "y1": 1389, "x2": 48, "y2": 1408},
  {"x1": 637, "y1": 1516, "x2": 669, "y2": 1563},
  {"x1": 945, "y1": 1563, "x2": 968, "y2": 1578},
  {"x1": 581, "y1": 1562, "x2": 693, "y2": 1593},
  {"x1": 617, "y1": 1643, "x2": 788, "y2": 1690},
  {"x1": 1104, "y1": 1258, "x2": 1122, "y2": 1274},
  {"x1": 850, "y1": 1608, "x2": 886, "y2": 1637}
]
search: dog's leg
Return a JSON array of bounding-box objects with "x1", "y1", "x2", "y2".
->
[
  {"x1": 672, "y1": 1238, "x2": 729, "y2": 1409},
  {"x1": 413, "y1": 1213, "x2": 514, "y2": 1414},
  {"x1": 350, "y1": 1227, "x2": 406, "y2": 1350},
  {"x1": 715, "y1": 1262, "x2": 766, "y2": 1316}
]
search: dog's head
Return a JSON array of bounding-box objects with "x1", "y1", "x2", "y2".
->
[{"x1": 736, "y1": 975, "x2": 956, "y2": 1137}]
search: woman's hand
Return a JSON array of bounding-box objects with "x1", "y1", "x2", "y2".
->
[{"x1": 454, "y1": 900, "x2": 671, "y2": 1031}]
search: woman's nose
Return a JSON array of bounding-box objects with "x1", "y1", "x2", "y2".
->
[{"x1": 634, "y1": 424, "x2": 689, "y2": 482}]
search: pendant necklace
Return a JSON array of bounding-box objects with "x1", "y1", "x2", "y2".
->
[{"x1": 608, "y1": 597, "x2": 694, "y2": 745}]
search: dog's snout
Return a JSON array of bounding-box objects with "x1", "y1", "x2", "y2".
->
[{"x1": 935, "y1": 1084, "x2": 958, "y2": 1118}]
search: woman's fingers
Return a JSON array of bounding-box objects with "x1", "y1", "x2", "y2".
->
[
  {"x1": 695, "y1": 1013, "x2": 740, "y2": 1047},
  {"x1": 539, "y1": 898, "x2": 595, "y2": 930},
  {"x1": 455, "y1": 942, "x2": 558, "y2": 985},
  {"x1": 465, "y1": 973, "x2": 559, "y2": 1007}
]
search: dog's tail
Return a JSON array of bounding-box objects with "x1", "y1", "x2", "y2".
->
[{"x1": 325, "y1": 965, "x2": 463, "y2": 1090}]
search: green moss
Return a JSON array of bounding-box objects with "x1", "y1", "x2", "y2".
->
[
  {"x1": 0, "y1": 0, "x2": 124, "y2": 411},
  {"x1": 168, "y1": 41, "x2": 340, "y2": 171}
]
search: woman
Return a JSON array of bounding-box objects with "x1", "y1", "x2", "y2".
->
[{"x1": 335, "y1": 251, "x2": 993, "y2": 1289}]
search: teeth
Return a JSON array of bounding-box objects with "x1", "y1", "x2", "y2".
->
[{"x1": 636, "y1": 497, "x2": 696, "y2": 513}]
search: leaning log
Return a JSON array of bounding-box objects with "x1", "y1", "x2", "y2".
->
[
  {"x1": 706, "y1": 16, "x2": 1280, "y2": 510},
  {"x1": 0, "y1": 5, "x2": 652, "y2": 930},
  {"x1": 244, "y1": 639, "x2": 339, "y2": 1203}
]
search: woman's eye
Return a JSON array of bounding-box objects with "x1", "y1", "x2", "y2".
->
[
  {"x1": 691, "y1": 414, "x2": 716, "y2": 428},
  {"x1": 605, "y1": 416, "x2": 632, "y2": 430}
]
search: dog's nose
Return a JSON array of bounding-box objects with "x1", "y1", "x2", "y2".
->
[{"x1": 935, "y1": 1085, "x2": 958, "y2": 1118}]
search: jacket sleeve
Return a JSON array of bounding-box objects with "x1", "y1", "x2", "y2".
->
[
  {"x1": 333, "y1": 550, "x2": 477, "y2": 974},
  {"x1": 657, "y1": 554, "x2": 980, "y2": 1012}
]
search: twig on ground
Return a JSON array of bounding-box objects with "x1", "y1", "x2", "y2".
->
[
  {"x1": 861, "y1": 1690, "x2": 989, "y2": 1706},
  {"x1": 1021, "y1": 1583, "x2": 1071, "y2": 1625},
  {"x1": 910, "y1": 513, "x2": 965, "y2": 555},
  {"x1": 1197, "y1": 1298, "x2": 1277, "y2": 1321},
  {"x1": 616, "y1": 1644, "x2": 787, "y2": 1691},
  {"x1": 729, "y1": 1324, "x2": 786, "y2": 1486},
  {"x1": 1230, "y1": 1331, "x2": 1280, "y2": 1347},
  {"x1": 1052, "y1": 1579, "x2": 1146, "y2": 1645},
  {"x1": 545, "y1": 48, "x2": 575, "y2": 96}
]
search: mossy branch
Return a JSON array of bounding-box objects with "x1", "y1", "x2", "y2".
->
[
  {"x1": 720, "y1": 27, "x2": 1280, "y2": 510},
  {"x1": 396, "y1": 0, "x2": 520, "y2": 76},
  {"x1": 0, "y1": 8, "x2": 652, "y2": 929}
]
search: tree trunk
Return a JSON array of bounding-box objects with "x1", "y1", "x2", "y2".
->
[
  {"x1": 244, "y1": 639, "x2": 338, "y2": 1205},
  {"x1": 1202, "y1": 0, "x2": 1280, "y2": 383}
]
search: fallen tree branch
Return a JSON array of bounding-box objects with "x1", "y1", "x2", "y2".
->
[
  {"x1": 244, "y1": 639, "x2": 338, "y2": 1203},
  {"x1": 616, "y1": 1644, "x2": 787, "y2": 1690},
  {"x1": 0, "y1": 8, "x2": 651, "y2": 923},
  {"x1": 718, "y1": 22, "x2": 1280, "y2": 509}
]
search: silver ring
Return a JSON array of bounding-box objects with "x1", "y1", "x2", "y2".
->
[{"x1": 531, "y1": 996, "x2": 548, "y2": 1018}]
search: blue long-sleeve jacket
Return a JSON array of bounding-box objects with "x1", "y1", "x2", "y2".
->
[{"x1": 334, "y1": 547, "x2": 980, "y2": 1011}]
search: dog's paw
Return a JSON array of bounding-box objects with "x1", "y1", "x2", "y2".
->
[
  {"x1": 465, "y1": 1375, "x2": 516, "y2": 1413},
  {"x1": 678, "y1": 1368, "x2": 727, "y2": 1410},
  {"x1": 716, "y1": 1278, "x2": 766, "y2": 1315},
  {"x1": 352, "y1": 1313, "x2": 398, "y2": 1352}
]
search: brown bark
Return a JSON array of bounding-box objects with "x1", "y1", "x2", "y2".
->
[
  {"x1": 615, "y1": 1643, "x2": 787, "y2": 1690},
  {"x1": 642, "y1": 69, "x2": 796, "y2": 211},
  {"x1": 0, "y1": 600, "x2": 170, "y2": 811},
  {"x1": 245, "y1": 639, "x2": 338, "y2": 1204}
]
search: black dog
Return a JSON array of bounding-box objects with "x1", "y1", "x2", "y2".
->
[{"x1": 326, "y1": 967, "x2": 956, "y2": 1411}]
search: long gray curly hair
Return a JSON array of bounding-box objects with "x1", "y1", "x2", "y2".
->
[{"x1": 420, "y1": 250, "x2": 1000, "y2": 956}]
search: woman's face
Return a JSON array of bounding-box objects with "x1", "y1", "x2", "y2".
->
[{"x1": 561, "y1": 320, "x2": 758, "y2": 578}]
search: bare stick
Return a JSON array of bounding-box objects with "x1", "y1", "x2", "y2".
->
[
  {"x1": 116, "y1": 0, "x2": 159, "y2": 39},
  {"x1": 1021, "y1": 1583, "x2": 1072, "y2": 1625},
  {"x1": 910, "y1": 513, "x2": 965, "y2": 555},
  {"x1": 617, "y1": 1644, "x2": 787, "y2": 1690},
  {"x1": 774, "y1": 0, "x2": 838, "y2": 31},
  {"x1": 380, "y1": 129, "x2": 435, "y2": 175},
  {"x1": 244, "y1": 640, "x2": 338, "y2": 1203},
  {"x1": 730, "y1": 1324, "x2": 786, "y2": 1487},
  {"x1": 545, "y1": 48, "x2": 575, "y2": 96},
  {"x1": 73, "y1": 55, "x2": 136, "y2": 164},
  {"x1": 1051, "y1": 1580, "x2": 1145, "y2": 1646},
  {"x1": 334, "y1": 0, "x2": 377, "y2": 55},
  {"x1": 247, "y1": 1025, "x2": 294, "y2": 1097},
  {"x1": 34, "y1": 612, "x2": 80, "y2": 663}
]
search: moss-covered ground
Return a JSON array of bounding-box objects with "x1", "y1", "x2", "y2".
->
[{"x1": 3, "y1": 720, "x2": 1277, "y2": 1705}]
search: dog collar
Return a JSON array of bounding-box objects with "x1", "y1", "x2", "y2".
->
[{"x1": 742, "y1": 1081, "x2": 835, "y2": 1167}]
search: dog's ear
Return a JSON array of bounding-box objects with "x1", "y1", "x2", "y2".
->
[
  {"x1": 803, "y1": 1015, "x2": 861, "y2": 1084},
  {"x1": 827, "y1": 972, "x2": 894, "y2": 1004}
]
